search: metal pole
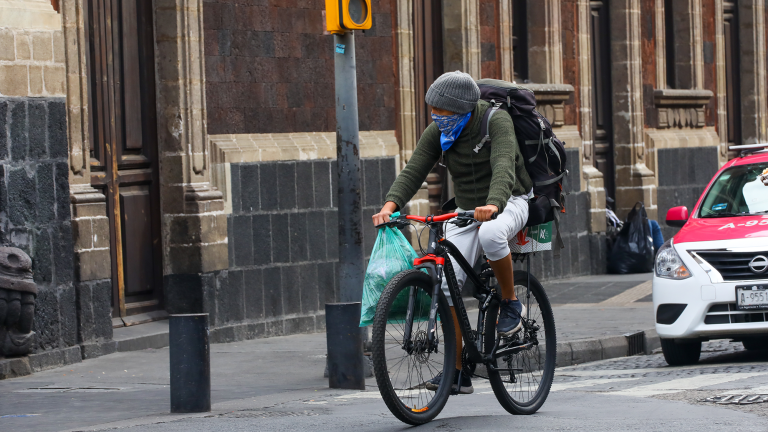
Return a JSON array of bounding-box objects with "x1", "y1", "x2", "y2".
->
[
  {"x1": 334, "y1": 31, "x2": 364, "y2": 303},
  {"x1": 326, "y1": 302, "x2": 365, "y2": 389},
  {"x1": 169, "y1": 314, "x2": 211, "y2": 413}
]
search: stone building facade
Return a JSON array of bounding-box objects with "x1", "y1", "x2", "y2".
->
[{"x1": 0, "y1": 0, "x2": 766, "y2": 377}]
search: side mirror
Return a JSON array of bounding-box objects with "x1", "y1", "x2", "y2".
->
[{"x1": 666, "y1": 206, "x2": 689, "y2": 228}]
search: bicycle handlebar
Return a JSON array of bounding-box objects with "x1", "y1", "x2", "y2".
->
[{"x1": 403, "y1": 211, "x2": 498, "y2": 223}]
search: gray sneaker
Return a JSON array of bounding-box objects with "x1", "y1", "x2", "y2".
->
[
  {"x1": 497, "y1": 299, "x2": 526, "y2": 336},
  {"x1": 425, "y1": 370, "x2": 474, "y2": 394}
]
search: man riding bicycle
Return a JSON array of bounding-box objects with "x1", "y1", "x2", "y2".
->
[{"x1": 372, "y1": 71, "x2": 533, "y2": 394}]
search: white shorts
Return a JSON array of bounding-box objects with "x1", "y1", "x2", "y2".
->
[{"x1": 440, "y1": 194, "x2": 529, "y2": 306}]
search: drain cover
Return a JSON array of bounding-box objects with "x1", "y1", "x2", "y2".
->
[{"x1": 703, "y1": 394, "x2": 768, "y2": 405}]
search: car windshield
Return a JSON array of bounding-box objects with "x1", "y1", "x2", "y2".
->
[{"x1": 699, "y1": 161, "x2": 768, "y2": 217}]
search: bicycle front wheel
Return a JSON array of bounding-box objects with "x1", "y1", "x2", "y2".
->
[
  {"x1": 483, "y1": 271, "x2": 556, "y2": 415},
  {"x1": 371, "y1": 269, "x2": 456, "y2": 425}
]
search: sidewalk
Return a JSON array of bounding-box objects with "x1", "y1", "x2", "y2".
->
[{"x1": 0, "y1": 273, "x2": 657, "y2": 432}]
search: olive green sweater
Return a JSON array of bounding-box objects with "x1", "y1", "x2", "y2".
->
[{"x1": 385, "y1": 101, "x2": 532, "y2": 212}]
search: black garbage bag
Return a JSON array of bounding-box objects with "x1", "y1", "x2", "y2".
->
[{"x1": 607, "y1": 202, "x2": 654, "y2": 274}]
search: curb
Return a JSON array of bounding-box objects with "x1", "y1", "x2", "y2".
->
[{"x1": 556, "y1": 328, "x2": 660, "y2": 368}]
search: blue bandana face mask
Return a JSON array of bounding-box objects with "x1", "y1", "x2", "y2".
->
[{"x1": 431, "y1": 111, "x2": 472, "y2": 151}]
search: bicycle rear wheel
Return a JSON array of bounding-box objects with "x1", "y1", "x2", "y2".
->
[
  {"x1": 483, "y1": 272, "x2": 556, "y2": 415},
  {"x1": 371, "y1": 269, "x2": 455, "y2": 425}
]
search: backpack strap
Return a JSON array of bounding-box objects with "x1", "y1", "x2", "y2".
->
[
  {"x1": 523, "y1": 117, "x2": 549, "y2": 163},
  {"x1": 474, "y1": 102, "x2": 502, "y2": 153}
]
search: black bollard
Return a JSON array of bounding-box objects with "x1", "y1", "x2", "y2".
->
[
  {"x1": 325, "y1": 302, "x2": 365, "y2": 390},
  {"x1": 169, "y1": 314, "x2": 211, "y2": 413}
]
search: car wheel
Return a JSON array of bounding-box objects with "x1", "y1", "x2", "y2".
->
[
  {"x1": 660, "y1": 338, "x2": 701, "y2": 366},
  {"x1": 742, "y1": 338, "x2": 768, "y2": 351}
]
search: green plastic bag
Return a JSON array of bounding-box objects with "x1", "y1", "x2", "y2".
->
[{"x1": 359, "y1": 213, "x2": 431, "y2": 327}]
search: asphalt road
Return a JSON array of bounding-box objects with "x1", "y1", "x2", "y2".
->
[{"x1": 40, "y1": 340, "x2": 768, "y2": 432}]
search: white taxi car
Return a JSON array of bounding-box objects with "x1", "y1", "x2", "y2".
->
[{"x1": 653, "y1": 145, "x2": 768, "y2": 365}]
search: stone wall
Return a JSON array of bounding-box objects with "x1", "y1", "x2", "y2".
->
[
  {"x1": 479, "y1": 0, "x2": 500, "y2": 78},
  {"x1": 656, "y1": 146, "x2": 719, "y2": 240},
  {"x1": 202, "y1": 0, "x2": 396, "y2": 134},
  {"x1": 200, "y1": 156, "x2": 396, "y2": 340},
  {"x1": 0, "y1": 97, "x2": 77, "y2": 361}
]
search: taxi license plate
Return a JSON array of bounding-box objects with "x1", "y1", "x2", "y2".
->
[{"x1": 736, "y1": 285, "x2": 768, "y2": 310}]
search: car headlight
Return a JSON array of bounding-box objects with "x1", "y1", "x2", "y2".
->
[{"x1": 655, "y1": 240, "x2": 691, "y2": 280}]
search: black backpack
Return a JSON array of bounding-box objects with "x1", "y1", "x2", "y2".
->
[{"x1": 475, "y1": 78, "x2": 568, "y2": 252}]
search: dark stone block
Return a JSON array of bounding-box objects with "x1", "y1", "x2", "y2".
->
[
  {"x1": 244, "y1": 268, "x2": 263, "y2": 320},
  {"x1": 75, "y1": 282, "x2": 95, "y2": 342},
  {"x1": 239, "y1": 163, "x2": 259, "y2": 213},
  {"x1": 560, "y1": 236, "x2": 572, "y2": 277},
  {"x1": 54, "y1": 162, "x2": 70, "y2": 221},
  {"x1": 59, "y1": 285, "x2": 77, "y2": 347},
  {"x1": 331, "y1": 162, "x2": 338, "y2": 208},
  {"x1": 227, "y1": 216, "x2": 235, "y2": 267},
  {"x1": 32, "y1": 287, "x2": 59, "y2": 351},
  {"x1": 576, "y1": 192, "x2": 590, "y2": 232},
  {"x1": 296, "y1": 161, "x2": 314, "y2": 209},
  {"x1": 91, "y1": 279, "x2": 113, "y2": 340},
  {"x1": 230, "y1": 164, "x2": 242, "y2": 213},
  {"x1": 218, "y1": 29, "x2": 231, "y2": 56},
  {"x1": 271, "y1": 213, "x2": 290, "y2": 263},
  {"x1": 281, "y1": 265, "x2": 301, "y2": 315},
  {"x1": 232, "y1": 214, "x2": 253, "y2": 267},
  {"x1": 657, "y1": 148, "x2": 673, "y2": 187},
  {"x1": 307, "y1": 210, "x2": 326, "y2": 261},
  {"x1": 263, "y1": 266, "x2": 282, "y2": 318},
  {"x1": 325, "y1": 210, "x2": 339, "y2": 260},
  {"x1": 36, "y1": 161, "x2": 55, "y2": 223},
  {"x1": 28, "y1": 101, "x2": 47, "y2": 160},
  {"x1": 201, "y1": 272, "x2": 218, "y2": 325},
  {"x1": 33, "y1": 228, "x2": 53, "y2": 285},
  {"x1": 284, "y1": 316, "x2": 315, "y2": 335},
  {"x1": 163, "y1": 273, "x2": 204, "y2": 314},
  {"x1": 222, "y1": 270, "x2": 245, "y2": 323},
  {"x1": 277, "y1": 162, "x2": 297, "y2": 210},
  {"x1": 317, "y1": 261, "x2": 335, "y2": 309},
  {"x1": 313, "y1": 160, "x2": 332, "y2": 208},
  {"x1": 379, "y1": 158, "x2": 396, "y2": 202},
  {"x1": 8, "y1": 165, "x2": 36, "y2": 225},
  {"x1": 299, "y1": 264, "x2": 318, "y2": 314},
  {"x1": 48, "y1": 100, "x2": 68, "y2": 159},
  {"x1": 362, "y1": 158, "x2": 380, "y2": 207},
  {"x1": 289, "y1": 212, "x2": 308, "y2": 262},
  {"x1": 0, "y1": 100, "x2": 8, "y2": 160},
  {"x1": 265, "y1": 319, "x2": 283, "y2": 337},
  {"x1": 259, "y1": 163, "x2": 278, "y2": 211},
  {"x1": 578, "y1": 234, "x2": 590, "y2": 275},
  {"x1": 251, "y1": 214, "x2": 272, "y2": 265},
  {"x1": 563, "y1": 193, "x2": 577, "y2": 233},
  {"x1": 362, "y1": 207, "x2": 376, "y2": 259},
  {"x1": 53, "y1": 222, "x2": 74, "y2": 285},
  {"x1": 9, "y1": 101, "x2": 27, "y2": 161}
]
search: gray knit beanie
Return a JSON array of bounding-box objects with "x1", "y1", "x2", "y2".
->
[{"x1": 425, "y1": 71, "x2": 480, "y2": 114}]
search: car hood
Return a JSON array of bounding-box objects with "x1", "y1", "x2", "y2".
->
[{"x1": 674, "y1": 215, "x2": 768, "y2": 243}]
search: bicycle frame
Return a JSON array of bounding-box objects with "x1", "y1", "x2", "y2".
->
[{"x1": 403, "y1": 220, "x2": 533, "y2": 368}]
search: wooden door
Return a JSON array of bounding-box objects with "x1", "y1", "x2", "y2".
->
[
  {"x1": 723, "y1": 1, "x2": 741, "y2": 146},
  {"x1": 86, "y1": 0, "x2": 163, "y2": 318},
  {"x1": 590, "y1": 0, "x2": 615, "y2": 202}
]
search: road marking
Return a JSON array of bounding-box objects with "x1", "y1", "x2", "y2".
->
[
  {"x1": 604, "y1": 372, "x2": 768, "y2": 397},
  {"x1": 558, "y1": 360, "x2": 768, "y2": 377},
  {"x1": 550, "y1": 377, "x2": 641, "y2": 392},
  {"x1": 725, "y1": 385, "x2": 768, "y2": 394},
  {"x1": 598, "y1": 281, "x2": 653, "y2": 306}
]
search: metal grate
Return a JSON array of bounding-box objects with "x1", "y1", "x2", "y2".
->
[
  {"x1": 624, "y1": 331, "x2": 645, "y2": 356},
  {"x1": 705, "y1": 303, "x2": 768, "y2": 324},
  {"x1": 695, "y1": 250, "x2": 768, "y2": 282}
]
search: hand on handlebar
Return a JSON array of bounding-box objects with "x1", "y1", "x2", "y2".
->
[
  {"x1": 474, "y1": 204, "x2": 499, "y2": 222},
  {"x1": 372, "y1": 201, "x2": 398, "y2": 227}
]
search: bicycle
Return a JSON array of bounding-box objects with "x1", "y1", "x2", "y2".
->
[{"x1": 371, "y1": 211, "x2": 557, "y2": 425}]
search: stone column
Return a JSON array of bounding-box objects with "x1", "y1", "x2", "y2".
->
[
  {"x1": 394, "y1": 0, "x2": 416, "y2": 167},
  {"x1": 738, "y1": 0, "x2": 768, "y2": 144},
  {"x1": 611, "y1": 0, "x2": 657, "y2": 219},
  {"x1": 498, "y1": 0, "x2": 514, "y2": 82},
  {"x1": 577, "y1": 0, "x2": 605, "y2": 232},
  {"x1": 527, "y1": 0, "x2": 563, "y2": 84},
  {"x1": 714, "y1": 0, "x2": 729, "y2": 162},
  {"x1": 443, "y1": 0, "x2": 481, "y2": 78},
  {"x1": 154, "y1": 0, "x2": 227, "y2": 296}
]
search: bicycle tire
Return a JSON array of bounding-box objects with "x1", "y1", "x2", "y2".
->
[
  {"x1": 371, "y1": 269, "x2": 456, "y2": 425},
  {"x1": 483, "y1": 272, "x2": 556, "y2": 415}
]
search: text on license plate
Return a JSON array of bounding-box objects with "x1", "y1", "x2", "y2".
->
[{"x1": 736, "y1": 285, "x2": 768, "y2": 310}]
